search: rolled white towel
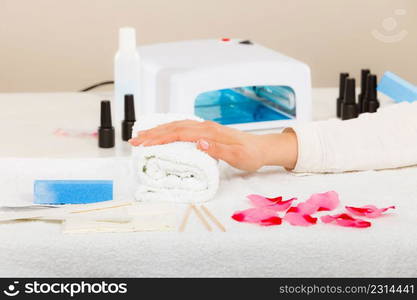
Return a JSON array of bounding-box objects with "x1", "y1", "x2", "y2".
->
[{"x1": 131, "y1": 114, "x2": 219, "y2": 203}]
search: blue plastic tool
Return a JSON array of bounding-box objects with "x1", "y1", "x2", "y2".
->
[
  {"x1": 377, "y1": 71, "x2": 417, "y2": 103},
  {"x1": 34, "y1": 180, "x2": 113, "y2": 205}
]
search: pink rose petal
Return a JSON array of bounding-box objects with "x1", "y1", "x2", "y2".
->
[
  {"x1": 284, "y1": 212, "x2": 317, "y2": 226},
  {"x1": 345, "y1": 205, "x2": 395, "y2": 218},
  {"x1": 233, "y1": 191, "x2": 389, "y2": 229},
  {"x1": 246, "y1": 194, "x2": 281, "y2": 206},
  {"x1": 295, "y1": 202, "x2": 318, "y2": 215},
  {"x1": 282, "y1": 191, "x2": 339, "y2": 226},
  {"x1": 247, "y1": 194, "x2": 296, "y2": 212},
  {"x1": 283, "y1": 207, "x2": 317, "y2": 226},
  {"x1": 231, "y1": 208, "x2": 282, "y2": 226},
  {"x1": 320, "y1": 213, "x2": 371, "y2": 228},
  {"x1": 305, "y1": 191, "x2": 340, "y2": 212}
]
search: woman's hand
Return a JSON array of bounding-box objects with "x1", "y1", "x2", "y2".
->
[{"x1": 129, "y1": 120, "x2": 298, "y2": 172}]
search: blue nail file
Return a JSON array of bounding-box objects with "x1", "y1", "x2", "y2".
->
[
  {"x1": 377, "y1": 71, "x2": 417, "y2": 103},
  {"x1": 34, "y1": 180, "x2": 113, "y2": 205}
]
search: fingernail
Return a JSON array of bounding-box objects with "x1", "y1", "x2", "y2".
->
[
  {"x1": 129, "y1": 139, "x2": 140, "y2": 146},
  {"x1": 198, "y1": 140, "x2": 209, "y2": 150}
]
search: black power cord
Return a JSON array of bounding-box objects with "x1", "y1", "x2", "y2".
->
[{"x1": 79, "y1": 80, "x2": 114, "y2": 92}]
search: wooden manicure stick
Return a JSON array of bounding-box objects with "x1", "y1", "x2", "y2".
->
[
  {"x1": 201, "y1": 205, "x2": 226, "y2": 232},
  {"x1": 191, "y1": 204, "x2": 212, "y2": 231}
]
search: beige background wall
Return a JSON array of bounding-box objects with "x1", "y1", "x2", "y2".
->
[{"x1": 0, "y1": 0, "x2": 416, "y2": 92}]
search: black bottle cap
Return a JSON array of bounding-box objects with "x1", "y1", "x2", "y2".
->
[
  {"x1": 337, "y1": 72, "x2": 349, "y2": 118},
  {"x1": 341, "y1": 78, "x2": 358, "y2": 120},
  {"x1": 98, "y1": 100, "x2": 115, "y2": 148},
  {"x1": 338, "y1": 73, "x2": 349, "y2": 99},
  {"x1": 360, "y1": 69, "x2": 370, "y2": 92},
  {"x1": 344, "y1": 78, "x2": 356, "y2": 104},
  {"x1": 124, "y1": 94, "x2": 136, "y2": 121},
  {"x1": 358, "y1": 69, "x2": 370, "y2": 113},
  {"x1": 363, "y1": 74, "x2": 379, "y2": 113},
  {"x1": 365, "y1": 74, "x2": 377, "y2": 100},
  {"x1": 100, "y1": 100, "x2": 112, "y2": 127},
  {"x1": 122, "y1": 94, "x2": 136, "y2": 141}
]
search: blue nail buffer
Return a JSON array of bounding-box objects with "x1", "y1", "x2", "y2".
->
[
  {"x1": 34, "y1": 180, "x2": 113, "y2": 205},
  {"x1": 377, "y1": 71, "x2": 417, "y2": 103}
]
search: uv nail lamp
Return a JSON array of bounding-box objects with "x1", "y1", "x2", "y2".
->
[{"x1": 138, "y1": 39, "x2": 312, "y2": 131}]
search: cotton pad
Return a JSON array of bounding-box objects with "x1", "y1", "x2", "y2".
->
[{"x1": 34, "y1": 180, "x2": 113, "y2": 205}]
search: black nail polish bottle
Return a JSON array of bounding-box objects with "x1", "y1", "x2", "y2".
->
[
  {"x1": 341, "y1": 78, "x2": 358, "y2": 120},
  {"x1": 98, "y1": 100, "x2": 115, "y2": 148},
  {"x1": 363, "y1": 74, "x2": 379, "y2": 113},
  {"x1": 337, "y1": 72, "x2": 349, "y2": 118},
  {"x1": 122, "y1": 94, "x2": 136, "y2": 141},
  {"x1": 358, "y1": 69, "x2": 370, "y2": 113}
]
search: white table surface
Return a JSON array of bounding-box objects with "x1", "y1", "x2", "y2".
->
[{"x1": 1, "y1": 89, "x2": 415, "y2": 278}]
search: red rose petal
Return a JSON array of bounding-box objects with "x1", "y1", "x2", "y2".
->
[
  {"x1": 260, "y1": 216, "x2": 282, "y2": 226},
  {"x1": 284, "y1": 212, "x2": 317, "y2": 226},
  {"x1": 345, "y1": 205, "x2": 395, "y2": 218},
  {"x1": 231, "y1": 213, "x2": 245, "y2": 222},
  {"x1": 231, "y1": 208, "x2": 282, "y2": 226},
  {"x1": 320, "y1": 213, "x2": 371, "y2": 228},
  {"x1": 303, "y1": 215, "x2": 318, "y2": 224},
  {"x1": 265, "y1": 196, "x2": 283, "y2": 202},
  {"x1": 247, "y1": 194, "x2": 296, "y2": 212}
]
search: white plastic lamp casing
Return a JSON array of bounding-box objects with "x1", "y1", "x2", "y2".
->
[{"x1": 137, "y1": 39, "x2": 311, "y2": 131}]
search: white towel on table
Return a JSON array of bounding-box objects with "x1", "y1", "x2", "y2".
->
[{"x1": 131, "y1": 114, "x2": 219, "y2": 203}]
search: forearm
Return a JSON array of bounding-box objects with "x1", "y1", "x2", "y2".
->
[
  {"x1": 253, "y1": 101, "x2": 417, "y2": 173},
  {"x1": 254, "y1": 130, "x2": 298, "y2": 170},
  {"x1": 291, "y1": 102, "x2": 417, "y2": 173}
]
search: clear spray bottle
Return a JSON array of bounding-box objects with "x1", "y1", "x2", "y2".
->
[{"x1": 114, "y1": 27, "x2": 140, "y2": 126}]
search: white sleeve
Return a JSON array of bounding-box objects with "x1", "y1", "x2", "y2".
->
[{"x1": 291, "y1": 102, "x2": 417, "y2": 173}]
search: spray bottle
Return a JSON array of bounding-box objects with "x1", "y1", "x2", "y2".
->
[{"x1": 114, "y1": 27, "x2": 140, "y2": 125}]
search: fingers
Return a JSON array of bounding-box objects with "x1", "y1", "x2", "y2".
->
[
  {"x1": 130, "y1": 127, "x2": 208, "y2": 146},
  {"x1": 150, "y1": 119, "x2": 201, "y2": 132},
  {"x1": 129, "y1": 120, "x2": 197, "y2": 142},
  {"x1": 129, "y1": 120, "x2": 236, "y2": 146},
  {"x1": 129, "y1": 120, "x2": 197, "y2": 146}
]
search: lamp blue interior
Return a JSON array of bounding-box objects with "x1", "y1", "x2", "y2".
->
[{"x1": 194, "y1": 85, "x2": 296, "y2": 125}]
